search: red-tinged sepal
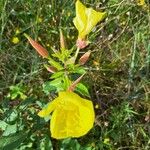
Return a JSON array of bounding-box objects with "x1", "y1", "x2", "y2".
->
[
  {"x1": 44, "y1": 64, "x2": 57, "y2": 73},
  {"x1": 76, "y1": 38, "x2": 88, "y2": 49}
]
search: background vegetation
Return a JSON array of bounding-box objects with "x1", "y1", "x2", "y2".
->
[{"x1": 0, "y1": 0, "x2": 149, "y2": 149}]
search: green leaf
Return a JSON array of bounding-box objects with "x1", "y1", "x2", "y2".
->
[
  {"x1": 8, "y1": 84, "x2": 27, "y2": 100},
  {"x1": 39, "y1": 135, "x2": 53, "y2": 150},
  {"x1": 0, "y1": 121, "x2": 8, "y2": 131},
  {"x1": 43, "y1": 82, "x2": 56, "y2": 94},
  {"x1": 73, "y1": 66, "x2": 86, "y2": 74},
  {"x1": 11, "y1": 92, "x2": 18, "y2": 100},
  {"x1": 19, "y1": 97, "x2": 36, "y2": 111},
  {"x1": 48, "y1": 57, "x2": 63, "y2": 70},
  {"x1": 52, "y1": 48, "x2": 72, "y2": 63},
  {"x1": 6, "y1": 110, "x2": 18, "y2": 123},
  {"x1": 50, "y1": 71, "x2": 64, "y2": 79},
  {"x1": 52, "y1": 51, "x2": 64, "y2": 62},
  {"x1": 0, "y1": 132, "x2": 27, "y2": 150},
  {"x1": 62, "y1": 76, "x2": 72, "y2": 91},
  {"x1": 43, "y1": 78, "x2": 64, "y2": 94},
  {"x1": 75, "y1": 83, "x2": 90, "y2": 98},
  {"x1": 61, "y1": 138, "x2": 81, "y2": 150},
  {"x1": 3, "y1": 124, "x2": 17, "y2": 136},
  {"x1": 19, "y1": 92, "x2": 27, "y2": 100}
]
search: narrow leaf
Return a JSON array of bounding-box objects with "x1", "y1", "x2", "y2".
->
[
  {"x1": 0, "y1": 132, "x2": 28, "y2": 150},
  {"x1": 75, "y1": 83, "x2": 90, "y2": 97},
  {"x1": 48, "y1": 57, "x2": 63, "y2": 70}
]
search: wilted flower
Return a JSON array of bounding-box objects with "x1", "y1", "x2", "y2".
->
[
  {"x1": 73, "y1": 0, "x2": 106, "y2": 49},
  {"x1": 38, "y1": 91, "x2": 95, "y2": 139}
]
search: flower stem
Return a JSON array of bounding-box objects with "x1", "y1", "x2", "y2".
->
[{"x1": 74, "y1": 47, "x2": 80, "y2": 61}]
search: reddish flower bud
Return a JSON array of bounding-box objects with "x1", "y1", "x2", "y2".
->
[
  {"x1": 24, "y1": 34, "x2": 49, "y2": 58},
  {"x1": 68, "y1": 74, "x2": 84, "y2": 92},
  {"x1": 79, "y1": 51, "x2": 91, "y2": 65},
  {"x1": 60, "y1": 29, "x2": 66, "y2": 50}
]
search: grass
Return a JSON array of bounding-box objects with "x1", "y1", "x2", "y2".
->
[{"x1": 0, "y1": 0, "x2": 150, "y2": 149}]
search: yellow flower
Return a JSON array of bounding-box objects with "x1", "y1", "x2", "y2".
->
[
  {"x1": 38, "y1": 91, "x2": 95, "y2": 139},
  {"x1": 73, "y1": 0, "x2": 106, "y2": 40},
  {"x1": 137, "y1": 0, "x2": 146, "y2": 6},
  {"x1": 15, "y1": 29, "x2": 20, "y2": 35},
  {"x1": 104, "y1": 137, "x2": 110, "y2": 144},
  {"x1": 11, "y1": 37, "x2": 20, "y2": 44}
]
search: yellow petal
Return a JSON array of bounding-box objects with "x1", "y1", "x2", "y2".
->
[
  {"x1": 38, "y1": 99, "x2": 59, "y2": 117},
  {"x1": 83, "y1": 8, "x2": 106, "y2": 37},
  {"x1": 73, "y1": 0, "x2": 106, "y2": 39},
  {"x1": 50, "y1": 104, "x2": 79, "y2": 139},
  {"x1": 73, "y1": 0, "x2": 87, "y2": 36},
  {"x1": 50, "y1": 92, "x2": 95, "y2": 139}
]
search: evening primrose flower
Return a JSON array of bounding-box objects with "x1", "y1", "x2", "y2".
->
[
  {"x1": 38, "y1": 91, "x2": 95, "y2": 139},
  {"x1": 73, "y1": 0, "x2": 106, "y2": 49}
]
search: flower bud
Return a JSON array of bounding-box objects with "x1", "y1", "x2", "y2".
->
[
  {"x1": 24, "y1": 34, "x2": 49, "y2": 58},
  {"x1": 79, "y1": 50, "x2": 91, "y2": 65}
]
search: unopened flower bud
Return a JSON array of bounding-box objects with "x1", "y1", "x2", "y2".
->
[{"x1": 79, "y1": 51, "x2": 91, "y2": 65}]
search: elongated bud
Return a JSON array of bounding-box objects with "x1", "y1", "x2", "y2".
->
[
  {"x1": 79, "y1": 50, "x2": 91, "y2": 65},
  {"x1": 68, "y1": 74, "x2": 85, "y2": 92},
  {"x1": 44, "y1": 64, "x2": 57, "y2": 73},
  {"x1": 24, "y1": 33, "x2": 49, "y2": 58},
  {"x1": 60, "y1": 29, "x2": 66, "y2": 50},
  {"x1": 76, "y1": 38, "x2": 88, "y2": 49}
]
